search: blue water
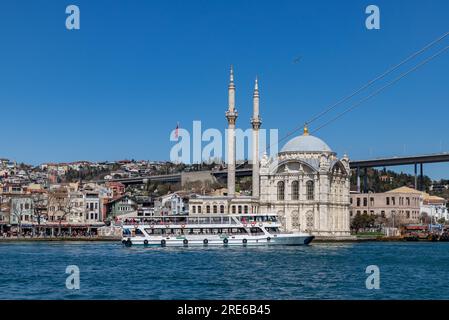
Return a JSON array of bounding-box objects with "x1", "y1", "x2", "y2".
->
[{"x1": 0, "y1": 241, "x2": 448, "y2": 299}]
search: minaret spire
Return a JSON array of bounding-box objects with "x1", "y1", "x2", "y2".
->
[
  {"x1": 251, "y1": 76, "x2": 262, "y2": 199},
  {"x1": 226, "y1": 65, "x2": 238, "y2": 197}
]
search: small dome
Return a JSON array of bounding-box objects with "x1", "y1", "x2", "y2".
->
[{"x1": 281, "y1": 134, "x2": 332, "y2": 153}]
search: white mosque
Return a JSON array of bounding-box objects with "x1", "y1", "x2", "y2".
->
[{"x1": 189, "y1": 67, "x2": 352, "y2": 239}]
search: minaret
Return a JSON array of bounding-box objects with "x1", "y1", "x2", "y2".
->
[
  {"x1": 251, "y1": 77, "x2": 262, "y2": 198},
  {"x1": 226, "y1": 66, "x2": 238, "y2": 197}
]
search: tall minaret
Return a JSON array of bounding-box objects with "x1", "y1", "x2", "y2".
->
[
  {"x1": 226, "y1": 66, "x2": 238, "y2": 197},
  {"x1": 251, "y1": 77, "x2": 262, "y2": 198}
]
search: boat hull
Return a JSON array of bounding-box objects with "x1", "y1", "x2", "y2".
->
[{"x1": 121, "y1": 234, "x2": 314, "y2": 247}]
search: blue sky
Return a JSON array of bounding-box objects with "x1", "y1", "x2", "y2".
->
[{"x1": 0, "y1": 0, "x2": 448, "y2": 179}]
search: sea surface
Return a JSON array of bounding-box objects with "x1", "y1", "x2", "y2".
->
[{"x1": 0, "y1": 241, "x2": 448, "y2": 300}]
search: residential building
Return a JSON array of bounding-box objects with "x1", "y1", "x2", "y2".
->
[{"x1": 421, "y1": 193, "x2": 448, "y2": 222}]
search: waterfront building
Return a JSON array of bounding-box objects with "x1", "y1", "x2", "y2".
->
[
  {"x1": 421, "y1": 193, "x2": 448, "y2": 222},
  {"x1": 189, "y1": 68, "x2": 352, "y2": 239},
  {"x1": 350, "y1": 186, "x2": 423, "y2": 225},
  {"x1": 8, "y1": 196, "x2": 34, "y2": 233},
  {"x1": 106, "y1": 195, "x2": 137, "y2": 218},
  {"x1": 154, "y1": 193, "x2": 188, "y2": 215}
]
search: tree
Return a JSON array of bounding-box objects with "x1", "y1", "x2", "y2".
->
[
  {"x1": 48, "y1": 188, "x2": 74, "y2": 236},
  {"x1": 10, "y1": 199, "x2": 25, "y2": 237},
  {"x1": 351, "y1": 212, "x2": 376, "y2": 234},
  {"x1": 32, "y1": 194, "x2": 47, "y2": 236}
]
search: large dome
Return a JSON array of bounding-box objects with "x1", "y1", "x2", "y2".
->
[{"x1": 281, "y1": 134, "x2": 332, "y2": 153}]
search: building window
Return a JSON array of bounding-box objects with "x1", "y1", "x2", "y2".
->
[
  {"x1": 291, "y1": 181, "x2": 299, "y2": 200},
  {"x1": 220, "y1": 205, "x2": 224, "y2": 214},
  {"x1": 363, "y1": 198, "x2": 367, "y2": 206},
  {"x1": 213, "y1": 205, "x2": 217, "y2": 214},
  {"x1": 244, "y1": 205, "x2": 249, "y2": 214},
  {"x1": 206, "y1": 205, "x2": 210, "y2": 214},
  {"x1": 238, "y1": 205, "x2": 242, "y2": 214},
  {"x1": 192, "y1": 206, "x2": 196, "y2": 214},
  {"x1": 306, "y1": 181, "x2": 314, "y2": 200},
  {"x1": 370, "y1": 197, "x2": 374, "y2": 206},
  {"x1": 198, "y1": 206, "x2": 202, "y2": 214},
  {"x1": 386, "y1": 197, "x2": 390, "y2": 205},
  {"x1": 232, "y1": 206, "x2": 236, "y2": 214},
  {"x1": 277, "y1": 181, "x2": 285, "y2": 200},
  {"x1": 357, "y1": 198, "x2": 361, "y2": 206},
  {"x1": 306, "y1": 212, "x2": 314, "y2": 230},
  {"x1": 292, "y1": 211, "x2": 300, "y2": 228}
]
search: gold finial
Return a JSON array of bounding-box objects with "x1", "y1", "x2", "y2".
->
[{"x1": 303, "y1": 123, "x2": 309, "y2": 136}]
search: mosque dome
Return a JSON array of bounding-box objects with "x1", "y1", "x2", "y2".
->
[{"x1": 280, "y1": 126, "x2": 332, "y2": 153}]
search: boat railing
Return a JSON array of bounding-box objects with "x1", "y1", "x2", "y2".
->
[{"x1": 121, "y1": 217, "x2": 240, "y2": 226}]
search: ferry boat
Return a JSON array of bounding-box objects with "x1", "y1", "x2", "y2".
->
[{"x1": 120, "y1": 213, "x2": 314, "y2": 247}]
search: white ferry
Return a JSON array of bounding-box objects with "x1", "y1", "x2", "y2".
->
[{"x1": 120, "y1": 213, "x2": 314, "y2": 247}]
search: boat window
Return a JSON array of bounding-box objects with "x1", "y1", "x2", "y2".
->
[
  {"x1": 211, "y1": 217, "x2": 221, "y2": 224},
  {"x1": 145, "y1": 228, "x2": 164, "y2": 235},
  {"x1": 226, "y1": 228, "x2": 248, "y2": 234},
  {"x1": 135, "y1": 229, "x2": 145, "y2": 237},
  {"x1": 250, "y1": 227, "x2": 264, "y2": 235},
  {"x1": 265, "y1": 227, "x2": 280, "y2": 234},
  {"x1": 198, "y1": 217, "x2": 209, "y2": 224}
]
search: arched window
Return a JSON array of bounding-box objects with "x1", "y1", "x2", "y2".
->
[
  {"x1": 220, "y1": 205, "x2": 224, "y2": 214},
  {"x1": 206, "y1": 205, "x2": 210, "y2": 214},
  {"x1": 291, "y1": 181, "x2": 299, "y2": 200},
  {"x1": 198, "y1": 206, "x2": 202, "y2": 214},
  {"x1": 306, "y1": 180, "x2": 314, "y2": 200},
  {"x1": 277, "y1": 181, "x2": 285, "y2": 200},
  {"x1": 213, "y1": 205, "x2": 217, "y2": 214}
]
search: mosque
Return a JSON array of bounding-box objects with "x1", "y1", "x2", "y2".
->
[{"x1": 189, "y1": 67, "x2": 352, "y2": 239}]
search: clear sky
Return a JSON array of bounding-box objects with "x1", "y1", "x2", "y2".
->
[{"x1": 0, "y1": 0, "x2": 448, "y2": 179}]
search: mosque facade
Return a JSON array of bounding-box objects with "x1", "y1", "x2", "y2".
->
[{"x1": 189, "y1": 67, "x2": 352, "y2": 239}]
